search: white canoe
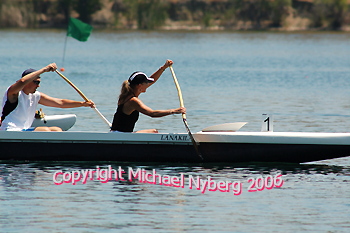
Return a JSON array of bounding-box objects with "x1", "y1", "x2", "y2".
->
[
  {"x1": 31, "y1": 114, "x2": 76, "y2": 131},
  {"x1": 0, "y1": 130, "x2": 350, "y2": 163}
]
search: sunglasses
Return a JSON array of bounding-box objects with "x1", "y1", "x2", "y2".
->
[{"x1": 33, "y1": 80, "x2": 40, "y2": 85}]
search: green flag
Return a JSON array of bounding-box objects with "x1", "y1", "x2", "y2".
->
[{"x1": 67, "y1": 17, "x2": 93, "y2": 42}]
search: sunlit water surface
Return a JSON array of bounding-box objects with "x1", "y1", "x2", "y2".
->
[{"x1": 0, "y1": 30, "x2": 349, "y2": 232}]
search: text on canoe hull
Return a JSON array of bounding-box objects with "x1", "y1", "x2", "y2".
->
[{"x1": 160, "y1": 135, "x2": 189, "y2": 141}]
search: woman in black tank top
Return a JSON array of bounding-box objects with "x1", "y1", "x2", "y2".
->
[{"x1": 111, "y1": 60, "x2": 186, "y2": 133}]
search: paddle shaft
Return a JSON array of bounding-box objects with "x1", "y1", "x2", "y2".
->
[
  {"x1": 55, "y1": 70, "x2": 112, "y2": 128},
  {"x1": 169, "y1": 66, "x2": 203, "y2": 160}
]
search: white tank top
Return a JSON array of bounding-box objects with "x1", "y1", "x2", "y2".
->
[{"x1": 0, "y1": 88, "x2": 41, "y2": 131}]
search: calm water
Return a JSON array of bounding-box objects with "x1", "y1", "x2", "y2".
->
[{"x1": 0, "y1": 30, "x2": 350, "y2": 232}]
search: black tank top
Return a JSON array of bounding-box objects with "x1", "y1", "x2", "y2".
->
[{"x1": 111, "y1": 101, "x2": 139, "y2": 132}]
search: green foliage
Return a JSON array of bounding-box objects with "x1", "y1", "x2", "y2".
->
[
  {"x1": 231, "y1": 0, "x2": 292, "y2": 28},
  {"x1": 55, "y1": 0, "x2": 102, "y2": 24},
  {"x1": 312, "y1": 0, "x2": 348, "y2": 29},
  {"x1": 270, "y1": 0, "x2": 292, "y2": 27},
  {"x1": 136, "y1": 0, "x2": 168, "y2": 29},
  {"x1": 221, "y1": 6, "x2": 237, "y2": 27},
  {"x1": 73, "y1": 0, "x2": 102, "y2": 23},
  {"x1": 33, "y1": 0, "x2": 51, "y2": 14},
  {"x1": 120, "y1": 0, "x2": 139, "y2": 28},
  {"x1": 0, "y1": 0, "x2": 349, "y2": 30},
  {"x1": 57, "y1": 0, "x2": 74, "y2": 24},
  {"x1": 119, "y1": 0, "x2": 168, "y2": 29},
  {"x1": 312, "y1": 0, "x2": 327, "y2": 27},
  {"x1": 202, "y1": 11, "x2": 212, "y2": 27},
  {"x1": 232, "y1": 0, "x2": 273, "y2": 28},
  {"x1": 330, "y1": 0, "x2": 349, "y2": 29}
]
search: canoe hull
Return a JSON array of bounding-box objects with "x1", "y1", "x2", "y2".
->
[
  {"x1": 1, "y1": 141, "x2": 199, "y2": 162},
  {"x1": 1, "y1": 131, "x2": 350, "y2": 163}
]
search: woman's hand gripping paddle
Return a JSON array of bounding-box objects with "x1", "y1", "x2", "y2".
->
[
  {"x1": 55, "y1": 70, "x2": 112, "y2": 128},
  {"x1": 169, "y1": 66, "x2": 203, "y2": 160}
]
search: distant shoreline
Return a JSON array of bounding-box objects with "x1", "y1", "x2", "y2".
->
[
  {"x1": 1, "y1": 0, "x2": 349, "y2": 32},
  {"x1": 1, "y1": 27, "x2": 349, "y2": 34}
]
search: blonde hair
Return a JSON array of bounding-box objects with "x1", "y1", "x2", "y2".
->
[{"x1": 118, "y1": 80, "x2": 134, "y2": 105}]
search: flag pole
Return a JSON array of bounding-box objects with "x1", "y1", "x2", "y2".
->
[
  {"x1": 61, "y1": 17, "x2": 93, "y2": 72},
  {"x1": 61, "y1": 35, "x2": 68, "y2": 72}
]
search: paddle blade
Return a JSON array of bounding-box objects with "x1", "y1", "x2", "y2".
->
[{"x1": 184, "y1": 119, "x2": 203, "y2": 160}]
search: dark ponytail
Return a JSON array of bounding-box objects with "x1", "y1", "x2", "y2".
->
[{"x1": 118, "y1": 80, "x2": 134, "y2": 105}]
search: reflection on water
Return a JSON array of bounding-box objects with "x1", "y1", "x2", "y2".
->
[{"x1": 0, "y1": 161, "x2": 349, "y2": 231}]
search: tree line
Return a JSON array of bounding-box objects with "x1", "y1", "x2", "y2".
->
[{"x1": 0, "y1": 0, "x2": 349, "y2": 30}]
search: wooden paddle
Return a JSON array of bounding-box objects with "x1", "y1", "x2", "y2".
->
[
  {"x1": 55, "y1": 70, "x2": 112, "y2": 128},
  {"x1": 169, "y1": 66, "x2": 203, "y2": 160}
]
